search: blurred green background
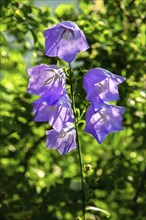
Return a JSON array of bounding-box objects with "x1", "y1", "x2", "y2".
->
[{"x1": 0, "y1": 0, "x2": 146, "y2": 219}]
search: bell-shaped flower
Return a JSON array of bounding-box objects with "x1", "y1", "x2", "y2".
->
[
  {"x1": 44, "y1": 21, "x2": 90, "y2": 63},
  {"x1": 83, "y1": 68, "x2": 126, "y2": 105},
  {"x1": 84, "y1": 104, "x2": 125, "y2": 144},
  {"x1": 27, "y1": 64, "x2": 66, "y2": 103},
  {"x1": 46, "y1": 122, "x2": 77, "y2": 155},
  {"x1": 32, "y1": 93, "x2": 74, "y2": 132}
]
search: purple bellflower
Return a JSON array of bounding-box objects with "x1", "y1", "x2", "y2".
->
[
  {"x1": 84, "y1": 104, "x2": 125, "y2": 144},
  {"x1": 44, "y1": 21, "x2": 90, "y2": 63},
  {"x1": 27, "y1": 20, "x2": 126, "y2": 153},
  {"x1": 32, "y1": 93, "x2": 74, "y2": 132},
  {"x1": 27, "y1": 64, "x2": 66, "y2": 103},
  {"x1": 83, "y1": 68, "x2": 126, "y2": 108},
  {"x1": 46, "y1": 122, "x2": 77, "y2": 155}
]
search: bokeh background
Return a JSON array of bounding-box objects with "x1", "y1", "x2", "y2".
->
[{"x1": 0, "y1": 0, "x2": 146, "y2": 219}]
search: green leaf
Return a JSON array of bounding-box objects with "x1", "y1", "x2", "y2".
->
[{"x1": 86, "y1": 206, "x2": 110, "y2": 217}]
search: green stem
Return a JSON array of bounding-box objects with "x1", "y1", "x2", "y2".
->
[{"x1": 69, "y1": 64, "x2": 86, "y2": 220}]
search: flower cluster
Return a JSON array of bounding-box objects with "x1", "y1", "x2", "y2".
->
[
  {"x1": 27, "y1": 20, "x2": 126, "y2": 154},
  {"x1": 83, "y1": 68, "x2": 126, "y2": 143},
  {"x1": 27, "y1": 64, "x2": 77, "y2": 154}
]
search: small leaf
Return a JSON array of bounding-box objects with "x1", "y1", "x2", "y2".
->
[{"x1": 86, "y1": 206, "x2": 110, "y2": 217}]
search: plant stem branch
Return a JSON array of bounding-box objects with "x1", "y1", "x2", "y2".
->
[{"x1": 69, "y1": 63, "x2": 86, "y2": 220}]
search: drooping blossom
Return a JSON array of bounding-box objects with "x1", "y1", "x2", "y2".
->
[
  {"x1": 83, "y1": 68, "x2": 126, "y2": 107},
  {"x1": 32, "y1": 93, "x2": 74, "y2": 132},
  {"x1": 84, "y1": 104, "x2": 125, "y2": 144},
  {"x1": 46, "y1": 122, "x2": 77, "y2": 155},
  {"x1": 44, "y1": 21, "x2": 90, "y2": 63},
  {"x1": 27, "y1": 19, "x2": 126, "y2": 152},
  {"x1": 27, "y1": 64, "x2": 66, "y2": 103}
]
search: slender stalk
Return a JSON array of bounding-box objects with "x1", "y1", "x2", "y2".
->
[{"x1": 69, "y1": 64, "x2": 86, "y2": 220}]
